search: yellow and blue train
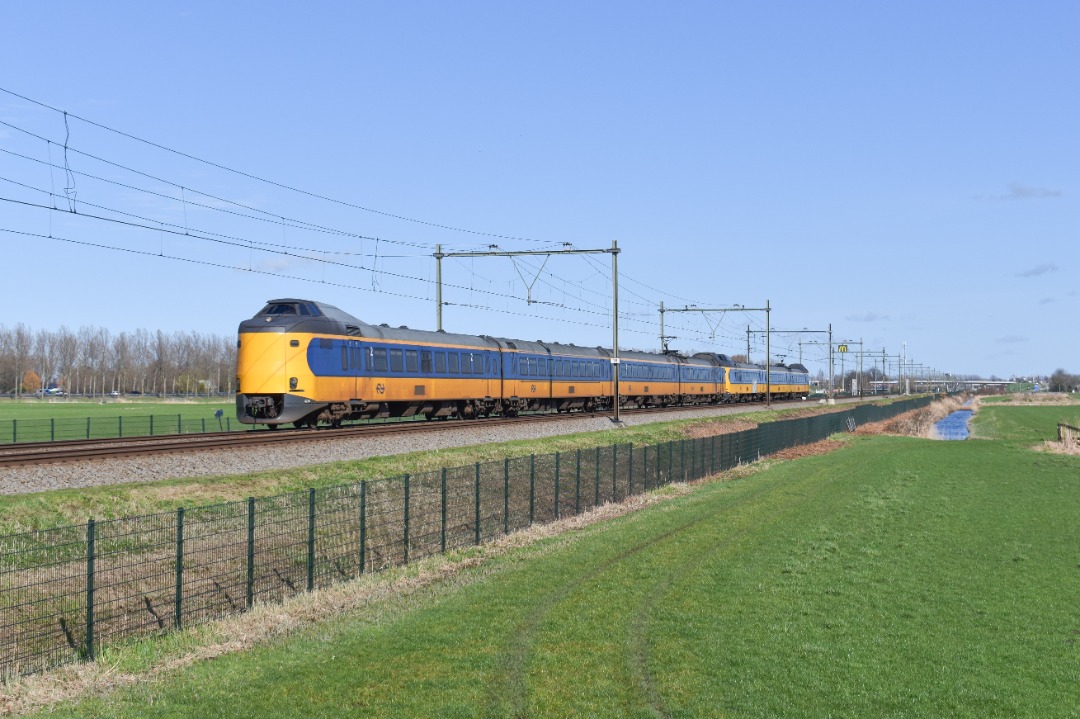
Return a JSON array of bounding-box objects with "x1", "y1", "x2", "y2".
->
[{"x1": 236, "y1": 298, "x2": 811, "y2": 427}]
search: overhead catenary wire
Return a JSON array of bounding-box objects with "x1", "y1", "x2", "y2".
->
[
  {"x1": 0, "y1": 86, "x2": 826, "y2": 361},
  {"x1": 0, "y1": 85, "x2": 551, "y2": 245}
]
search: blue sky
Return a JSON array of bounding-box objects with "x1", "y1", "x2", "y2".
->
[{"x1": 2, "y1": 1, "x2": 1076, "y2": 380}]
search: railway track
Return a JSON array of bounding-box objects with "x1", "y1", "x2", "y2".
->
[{"x1": 0, "y1": 398, "x2": 840, "y2": 467}]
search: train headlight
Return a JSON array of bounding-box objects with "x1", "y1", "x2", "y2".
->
[{"x1": 290, "y1": 377, "x2": 298, "y2": 390}]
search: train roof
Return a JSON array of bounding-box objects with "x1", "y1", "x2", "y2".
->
[
  {"x1": 240, "y1": 299, "x2": 495, "y2": 348},
  {"x1": 239, "y1": 300, "x2": 815, "y2": 372},
  {"x1": 691, "y1": 352, "x2": 739, "y2": 367}
]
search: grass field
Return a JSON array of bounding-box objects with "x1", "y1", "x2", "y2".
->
[
  {"x1": 14, "y1": 402, "x2": 1080, "y2": 718},
  {"x1": 972, "y1": 403, "x2": 1080, "y2": 443},
  {"x1": 0, "y1": 398, "x2": 233, "y2": 422},
  {"x1": 0, "y1": 398, "x2": 239, "y2": 445}
]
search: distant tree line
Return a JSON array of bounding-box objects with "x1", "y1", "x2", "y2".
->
[
  {"x1": 0, "y1": 324, "x2": 236, "y2": 397},
  {"x1": 1048, "y1": 368, "x2": 1079, "y2": 393}
]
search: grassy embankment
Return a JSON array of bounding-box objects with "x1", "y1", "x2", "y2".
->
[{"x1": 6, "y1": 398, "x2": 1078, "y2": 717}]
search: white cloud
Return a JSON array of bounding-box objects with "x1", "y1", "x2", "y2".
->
[
  {"x1": 1017, "y1": 263, "x2": 1058, "y2": 278},
  {"x1": 977, "y1": 183, "x2": 1063, "y2": 200},
  {"x1": 844, "y1": 311, "x2": 889, "y2": 322}
]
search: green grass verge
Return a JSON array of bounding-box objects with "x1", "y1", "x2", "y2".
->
[
  {"x1": 26, "y1": 432, "x2": 1080, "y2": 718},
  {"x1": 973, "y1": 404, "x2": 1080, "y2": 443}
]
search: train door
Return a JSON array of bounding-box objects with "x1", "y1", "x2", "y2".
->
[{"x1": 346, "y1": 340, "x2": 360, "y2": 403}]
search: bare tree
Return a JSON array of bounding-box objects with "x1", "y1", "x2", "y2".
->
[{"x1": 0, "y1": 324, "x2": 235, "y2": 397}]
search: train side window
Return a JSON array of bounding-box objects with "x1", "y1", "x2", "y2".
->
[
  {"x1": 406, "y1": 350, "x2": 419, "y2": 373},
  {"x1": 319, "y1": 338, "x2": 332, "y2": 350},
  {"x1": 435, "y1": 352, "x2": 446, "y2": 373},
  {"x1": 390, "y1": 349, "x2": 404, "y2": 372},
  {"x1": 371, "y1": 348, "x2": 388, "y2": 373},
  {"x1": 449, "y1": 353, "x2": 460, "y2": 374},
  {"x1": 475, "y1": 354, "x2": 485, "y2": 375},
  {"x1": 421, "y1": 351, "x2": 433, "y2": 374}
]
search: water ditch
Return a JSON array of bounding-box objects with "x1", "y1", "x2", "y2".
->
[{"x1": 934, "y1": 400, "x2": 974, "y2": 440}]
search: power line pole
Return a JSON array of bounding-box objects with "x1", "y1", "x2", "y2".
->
[
  {"x1": 658, "y1": 302, "x2": 772, "y2": 407},
  {"x1": 434, "y1": 241, "x2": 623, "y2": 421}
]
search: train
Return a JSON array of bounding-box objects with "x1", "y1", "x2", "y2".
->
[{"x1": 236, "y1": 298, "x2": 811, "y2": 428}]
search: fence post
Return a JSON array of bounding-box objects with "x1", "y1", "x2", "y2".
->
[
  {"x1": 119, "y1": 416, "x2": 123, "y2": 438},
  {"x1": 475, "y1": 463, "x2": 481, "y2": 545},
  {"x1": 441, "y1": 468, "x2": 447, "y2": 553},
  {"x1": 174, "y1": 507, "x2": 184, "y2": 629},
  {"x1": 86, "y1": 416, "x2": 90, "y2": 439},
  {"x1": 359, "y1": 481, "x2": 367, "y2": 575},
  {"x1": 644, "y1": 445, "x2": 649, "y2": 492},
  {"x1": 668, "y1": 440, "x2": 673, "y2": 483},
  {"x1": 85, "y1": 518, "x2": 96, "y2": 661},
  {"x1": 51, "y1": 418, "x2": 55, "y2": 442},
  {"x1": 307, "y1": 488, "x2": 316, "y2": 592},
  {"x1": 554, "y1": 452, "x2": 561, "y2": 520},
  {"x1": 628, "y1": 443, "x2": 634, "y2": 496},
  {"x1": 612, "y1": 444, "x2": 618, "y2": 501},
  {"x1": 529, "y1": 455, "x2": 535, "y2": 525},
  {"x1": 595, "y1": 446, "x2": 601, "y2": 506},
  {"x1": 404, "y1": 474, "x2": 411, "y2": 564},
  {"x1": 575, "y1": 449, "x2": 581, "y2": 515},
  {"x1": 177, "y1": 414, "x2": 181, "y2": 434},
  {"x1": 501, "y1": 459, "x2": 509, "y2": 531},
  {"x1": 693, "y1": 438, "x2": 699, "y2": 479},
  {"x1": 246, "y1": 497, "x2": 255, "y2": 609}
]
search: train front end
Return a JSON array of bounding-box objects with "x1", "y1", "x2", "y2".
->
[{"x1": 236, "y1": 299, "x2": 326, "y2": 426}]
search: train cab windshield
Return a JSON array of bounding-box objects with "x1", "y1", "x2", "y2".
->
[{"x1": 256, "y1": 302, "x2": 323, "y2": 318}]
